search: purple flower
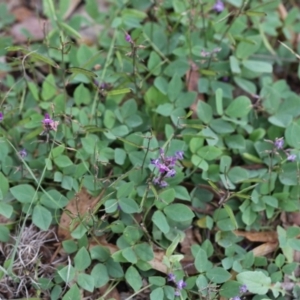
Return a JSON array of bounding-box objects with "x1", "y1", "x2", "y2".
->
[
  {"x1": 166, "y1": 169, "x2": 176, "y2": 177},
  {"x1": 125, "y1": 33, "x2": 132, "y2": 43},
  {"x1": 174, "y1": 290, "x2": 180, "y2": 296},
  {"x1": 232, "y1": 297, "x2": 241, "y2": 300},
  {"x1": 287, "y1": 154, "x2": 297, "y2": 162},
  {"x1": 213, "y1": 0, "x2": 225, "y2": 12},
  {"x1": 42, "y1": 113, "x2": 59, "y2": 132},
  {"x1": 151, "y1": 149, "x2": 184, "y2": 188},
  {"x1": 175, "y1": 151, "x2": 184, "y2": 160},
  {"x1": 176, "y1": 279, "x2": 187, "y2": 290},
  {"x1": 167, "y1": 273, "x2": 176, "y2": 282},
  {"x1": 274, "y1": 137, "x2": 284, "y2": 150},
  {"x1": 19, "y1": 149, "x2": 27, "y2": 158},
  {"x1": 159, "y1": 181, "x2": 168, "y2": 188},
  {"x1": 0, "y1": 112, "x2": 3, "y2": 121},
  {"x1": 239, "y1": 284, "x2": 247, "y2": 294}
]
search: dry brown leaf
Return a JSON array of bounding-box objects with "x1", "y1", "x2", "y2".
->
[
  {"x1": 180, "y1": 227, "x2": 197, "y2": 255},
  {"x1": 10, "y1": 16, "x2": 47, "y2": 43},
  {"x1": 287, "y1": 212, "x2": 300, "y2": 226},
  {"x1": 99, "y1": 284, "x2": 120, "y2": 300},
  {"x1": 234, "y1": 230, "x2": 278, "y2": 243},
  {"x1": 186, "y1": 60, "x2": 205, "y2": 118},
  {"x1": 252, "y1": 242, "x2": 278, "y2": 256},
  {"x1": 58, "y1": 188, "x2": 102, "y2": 240},
  {"x1": 11, "y1": 6, "x2": 33, "y2": 22}
]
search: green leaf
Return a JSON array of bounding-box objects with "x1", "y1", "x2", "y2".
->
[
  {"x1": 91, "y1": 263, "x2": 109, "y2": 288},
  {"x1": 134, "y1": 243, "x2": 154, "y2": 261},
  {"x1": 6, "y1": 47, "x2": 59, "y2": 68},
  {"x1": 58, "y1": 21, "x2": 82, "y2": 39},
  {"x1": 194, "y1": 248, "x2": 211, "y2": 272},
  {"x1": 223, "y1": 204, "x2": 238, "y2": 229},
  {"x1": 119, "y1": 197, "x2": 140, "y2": 213},
  {"x1": 74, "y1": 84, "x2": 91, "y2": 105},
  {"x1": 90, "y1": 245, "x2": 111, "y2": 262},
  {"x1": 107, "y1": 88, "x2": 131, "y2": 96},
  {"x1": 285, "y1": 122, "x2": 300, "y2": 148},
  {"x1": 0, "y1": 202, "x2": 13, "y2": 218},
  {"x1": 148, "y1": 51, "x2": 162, "y2": 75},
  {"x1": 196, "y1": 101, "x2": 212, "y2": 124},
  {"x1": 0, "y1": 172, "x2": 9, "y2": 198},
  {"x1": 164, "y1": 204, "x2": 194, "y2": 222},
  {"x1": 197, "y1": 146, "x2": 222, "y2": 161},
  {"x1": 167, "y1": 74, "x2": 182, "y2": 102},
  {"x1": 67, "y1": 67, "x2": 97, "y2": 78},
  {"x1": 242, "y1": 60, "x2": 272, "y2": 73},
  {"x1": 77, "y1": 273, "x2": 94, "y2": 292},
  {"x1": 206, "y1": 267, "x2": 232, "y2": 283},
  {"x1": 32, "y1": 205, "x2": 52, "y2": 230},
  {"x1": 62, "y1": 284, "x2": 81, "y2": 300},
  {"x1": 225, "y1": 96, "x2": 252, "y2": 118},
  {"x1": 58, "y1": 265, "x2": 76, "y2": 283},
  {"x1": 74, "y1": 247, "x2": 91, "y2": 271},
  {"x1": 105, "y1": 258, "x2": 124, "y2": 278},
  {"x1": 174, "y1": 185, "x2": 191, "y2": 201},
  {"x1": 215, "y1": 88, "x2": 223, "y2": 115},
  {"x1": 10, "y1": 184, "x2": 36, "y2": 203},
  {"x1": 152, "y1": 211, "x2": 170, "y2": 234},
  {"x1": 117, "y1": 182, "x2": 135, "y2": 198},
  {"x1": 42, "y1": 74, "x2": 57, "y2": 101},
  {"x1": 54, "y1": 155, "x2": 73, "y2": 168},
  {"x1": 237, "y1": 271, "x2": 271, "y2": 295},
  {"x1": 0, "y1": 225, "x2": 9, "y2": 242},
  {"x1": 150, "y1": 287, "x2": 164, "y2": 300},
  {"x1": 125, "y1": 266, "x2": 143, "y2": 292},
  {"x1": 154, "y1": 76, "x2": 168, "y2": 95},
  {"x1": 229, "y1": 55, "x2": 241, "y2": 73},
  {"x1": 122, "y1": 247, "x2": 138, "y2": 263}
]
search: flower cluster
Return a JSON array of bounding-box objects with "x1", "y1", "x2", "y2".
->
[
  {"x1": 232, "y1": 284, "x2": 248, "y2": 300},
  {"x1": 19, "y1": 149, "x2": 27, "y2": 159},
  {"x1": 272, "y1": 137, "x2": 297, "y2": 162},
  {"x1": 151, "y1": 148, "x2": 184, "y2": 188},
  {"x1": 167, "y1": 273, "x2": 187, "y2": 297},
  {"x1": 125, "y1": 32, "x2": 133, "y2": 43},
  {"x1": 213, "y1": 0, "x2": 225, "y2": 12},
  {"x1": 42, "y1": 113, "x2": 59, "y2": 133}
]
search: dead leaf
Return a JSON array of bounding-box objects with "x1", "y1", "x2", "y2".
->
[
  {"x1": 11, "y1": 6, "x2": 33, "y2": 22},
  {"x1": 252, "y1": 242, "x2": 278, "y2": 256},
  {"x1": 10, "y1": 16, "x2": 47, "y2": 43},
  {"x1": 58, "y1": 188, "x2": 102, "y2": 240},
  {"x1": 180, "y1": 227, "x2": 198, "y2": 255},
  {"x1": 99, "y1": 284, "x2": 120, "y2": 300},
  {"x1": 186, "y1": 60, "x2": 205, "y2": 118},
  {"x1": 234, "y1": 230, "x2": 278, "y2": 243}
]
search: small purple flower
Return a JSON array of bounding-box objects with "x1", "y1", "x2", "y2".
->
[
  {"x1": 0, "y1": 112, "x2": 3, "y2": 121},
  {"x1": 151, "y1": 149, "x2": 184, "y2": 188},
  {"x1": 158, "y1": 164, "x2": 169, "y2": 173},
  {"x1": 42, "y1": 113, "x2": 59, "y2": 132},
  {"x1": 19, "y1": 149, "x2": 27, "y2": 158},
  {"x1": 125, "y1": 33, "x2": 132, "y2": 43},
  {"x1": 167, "y1": 273, "x2": 176, "y2": 282},
  {"x1": 159, "y1": 181, "x2": 168, "y2": 188},
  {"x1": 239, "y1": 284, "x2": 247, "y2": 294},
  {"x1": 174, "y1": 290, "x2": 180, "y2": 296},
  {"x1": 176, "y1": 279, "x2": 187, "y2": 290},
  {"x1": 175, "y1": 151, "x2": 184, "y2": 160},
  {"x1": 213, "y1": 0, "x2": 225, "y2": 12},
  {"x1": 166, "y1": 169, "x2": 176, "y2": 177},
  {"x1": 287, "y1": 154, "x2": 297, "y2": 162},
  {"x1": 232, "y1": 297, "x2": 241, "y2": 300},
  {"x1": 274, "y1": 137, "x2": 284, "y2": 150}
]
